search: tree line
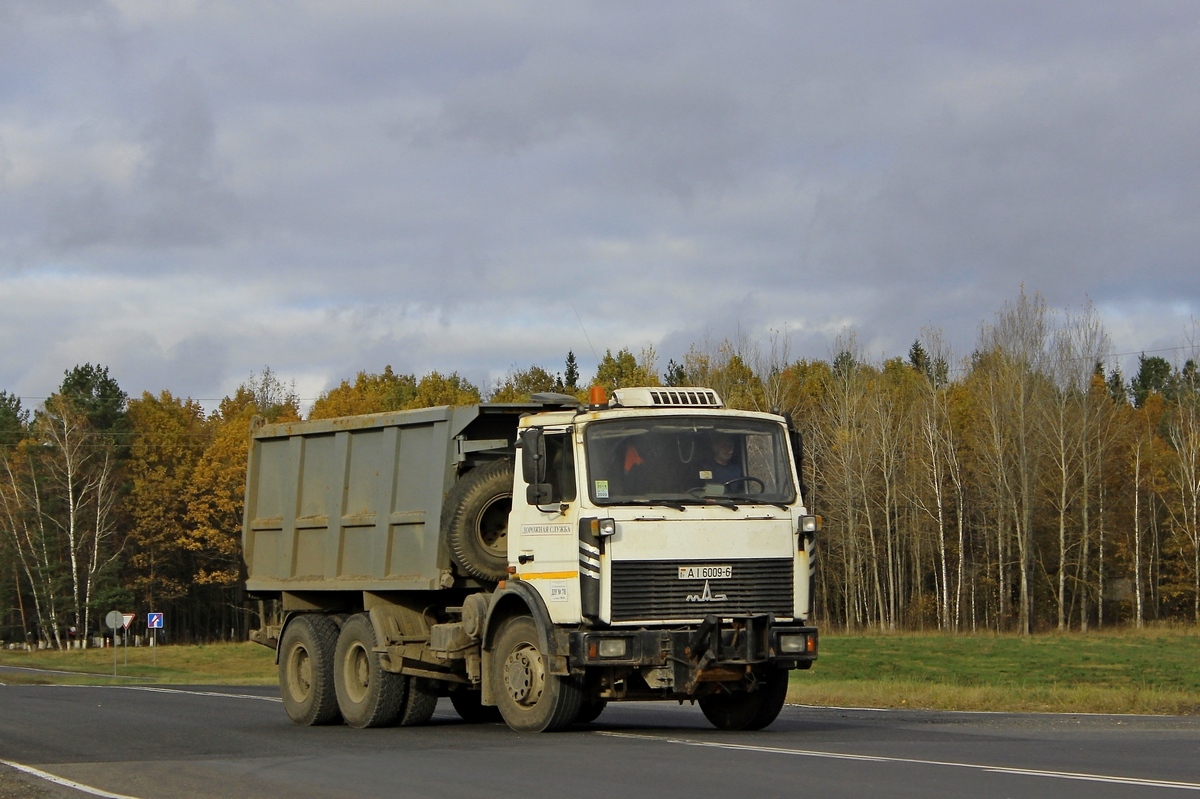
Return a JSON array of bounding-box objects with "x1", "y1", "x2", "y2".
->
[{"x1": 1, "y1": 288, "x2": 1197, "y2": 645}]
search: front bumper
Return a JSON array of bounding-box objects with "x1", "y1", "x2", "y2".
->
[{"x1": 568, "y1": 614, "x2": 817, "y2": 695}]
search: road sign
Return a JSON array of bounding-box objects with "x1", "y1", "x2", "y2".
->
[
  {"x1": 122, "y1": 614, "x2": 136, "y2": 629},
  {"x1": 147, "y1": 612, "x2": 163, "y2": 629},
  {"x1": 105, "y1": 611, "x2": 123, "y2": 630}
]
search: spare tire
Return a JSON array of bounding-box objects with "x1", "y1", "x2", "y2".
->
[{"x1": 443, "y1": 459, "x2": 513, "y2": 581}]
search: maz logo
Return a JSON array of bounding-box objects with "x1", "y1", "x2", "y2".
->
[{"x1": 685, "y1": 580, "x2": 728, "y2": 602}]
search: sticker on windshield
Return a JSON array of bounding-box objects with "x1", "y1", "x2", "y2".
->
[{"x1": 595, "y1": 480, "x2": 609, "y2": 499}]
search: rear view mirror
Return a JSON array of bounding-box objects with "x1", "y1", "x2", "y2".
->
[{"x1": 520, "y1": 429, "x2": 546, "y2": 485}]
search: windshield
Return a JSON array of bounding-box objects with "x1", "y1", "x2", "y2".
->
[{"x1": 584, "y1": 416, "x2": 797, "y2": 507}]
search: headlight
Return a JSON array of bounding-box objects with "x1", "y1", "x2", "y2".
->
[
  {"x1": 799, "y1": 515, "x2": 822, "y2": 533},
  {"x1": 597, "y1": 637, "x2": 628, "y2": 658},
  {"x1": 597, "y1": 518, "x2": 617, "y2": 537},
  {"x1": 587, "y1": 636, "x2": 630, "y2": 658},
  {"x1": 779, "y1": 633, "x2": 809, "y2": 654}
]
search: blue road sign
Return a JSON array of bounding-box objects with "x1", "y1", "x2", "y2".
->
[{"x1": 147, "y1": 612, "x2": 164, "y2": 629}]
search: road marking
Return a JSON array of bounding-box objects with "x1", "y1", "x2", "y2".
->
[
  {"x1": 0, "y1": 664, "x2": 148, "y2": 680},
  {"x1": 113, "y1": 686, "x2": 282, "y2": 702},
  {"x1": 596, "y1": 732, "x2": 1200, "y2": 792},
  {"x1": 1, "y1": 760, "x2": 144, "y2": 799},
  {"x1": 52, "y1": 684, "x2": 283, "y2": 702}
]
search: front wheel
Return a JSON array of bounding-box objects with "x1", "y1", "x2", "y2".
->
[
  {"x1": 698, "y1": 669, "x2": 790, "y2": 731},
  {"x1": 491, "y1": 616, "x2": 582, "y2": 732}
]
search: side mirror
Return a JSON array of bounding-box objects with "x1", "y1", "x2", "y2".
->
[
  {"x1": 526, "y1": 482, "x2": 554, "y2": 505},
  {"x1": 520, "y1": 429, "x2": 546, "y2": 485}
]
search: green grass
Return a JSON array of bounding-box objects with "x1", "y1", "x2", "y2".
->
[
  {"x1": 0, "y1": 642, "x2": 277, "y2": 686},
  {"x1": 790, "y1": 626, "x2": 1200, "y2": 715},
  {"x1": 3, "y1": 629, "x2": 1199, "y2": 716}
]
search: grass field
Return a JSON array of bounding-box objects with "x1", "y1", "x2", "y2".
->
[
  {"x1": 1, "y1": 628, "x2": 1197, "y2": 715},
  {"x1": 0, "y1": 641, "x2": 277, "y2": 686},
  {"x1": 793, "y1": 627, "x2": 1200, "y2": 715}
]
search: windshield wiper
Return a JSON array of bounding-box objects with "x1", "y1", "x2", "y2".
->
[
  {"x1": 724, "y1": 494, "x2": 790, "y2": 511},
  {"x1": 627, "y1": 498, "x2": 688, "y2": 511},
  {"x1": 689, "y1": 496, "x2": 739, "y2": 510}
]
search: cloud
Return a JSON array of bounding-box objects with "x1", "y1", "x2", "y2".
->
[{"x1": 1, "y1": 1, "x2": 1198, "y2": 410}]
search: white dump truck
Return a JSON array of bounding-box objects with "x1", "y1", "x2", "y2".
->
[{"x1": 243, "y1": 386, "x2": 819, "y2": 732}]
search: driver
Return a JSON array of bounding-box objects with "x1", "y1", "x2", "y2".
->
[{"x1": 698, "y1": 433, "x2": 742, "y2": 484}]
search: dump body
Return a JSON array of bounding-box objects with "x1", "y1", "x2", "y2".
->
[{"x1": 243, "y1": 403, "x2": 534, "y2": 593}]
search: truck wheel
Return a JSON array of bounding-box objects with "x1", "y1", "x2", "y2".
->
[
  {"x1": 279, "y1": 614, "x2": 342, "y2": 726},
  {"x1": 449, "y1": 688, "x2": 503, "y2": 723},
  {"x1": 574, "y1": 698, "x2": 608, "y2": 724},
  {"x1": 491, "y1": 616, "x2": 582, "y2": 732},
  {"x1": 444, "y1": 459, "x2": 513, "y2": 582},
  {"x1": 698, "y1": 669, "x2": 790, "y2": 731},
  {"x1": 334, "y1": 614, "x2": 406, "y2": 728},
  {"x1": 398, "y1": 677, "x2": 439, "y2": 726}
]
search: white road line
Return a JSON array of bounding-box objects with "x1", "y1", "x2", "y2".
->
[
  {"x1": 595, "y1": 731, "x2": 1200, "y2": 792},
  {"x1": 51, "y1": 684, "x2": 282, "y2": 702},
  {"x1": 1, "y1": 760, "x2": 144, "y2": 799},
  {"x1": 112, "y1": 686, "x2": 282, "y2": 702}
]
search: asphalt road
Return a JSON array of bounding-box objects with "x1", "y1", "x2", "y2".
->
[{"x1": 1, "y1": 682, "x2": 1199, "y2": 799}]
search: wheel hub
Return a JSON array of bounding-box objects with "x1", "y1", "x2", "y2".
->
[
  {"x1": 288, "y1": 645, "x2": 313, "y2": 701},
  {"x1": 503, "y1": 644, "x2": 545, "y2": 707},
  {"x1": 344, "y1": 643, "x2": 370, "y2": 703}
]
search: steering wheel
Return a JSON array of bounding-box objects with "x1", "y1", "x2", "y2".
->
[{"x1": 723, "y1": 476, "x2": 765, "y2": 493}]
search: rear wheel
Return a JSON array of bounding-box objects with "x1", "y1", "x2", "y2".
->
[
  {"x1": 491, "y1": 616, "x2": 582, "y2": 732},
  {"x1": 398, "y1": 677, "x2": 439, "y2": 726},
  {"x1": 278, "y1": 614, "x2": 341, "y2": 726},
  {"x1": 698, "y1": 669, "x2": 790, "y2": 731},
  {"x1": 449, "y1": 688, "x2": 504, "y2": 723},
  {"x1": 334, "y1": 614, "x2": 406, "y2": 728}
]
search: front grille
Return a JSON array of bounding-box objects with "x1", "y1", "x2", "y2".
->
[{"x1": 610, "y1": 559, "x2": 793, "y2": 622}]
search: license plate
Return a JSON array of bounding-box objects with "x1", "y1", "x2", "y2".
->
[{"x1": 678, "y1": 565, "x2": 732, "y2": 580}]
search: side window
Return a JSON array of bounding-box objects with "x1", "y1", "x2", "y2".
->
[
  {"x1": 746, "y1": 434, "x2": 782, "y2": 493},
  {"x1": 543, "y1": 432, "x2": 578, "y2": 503}
]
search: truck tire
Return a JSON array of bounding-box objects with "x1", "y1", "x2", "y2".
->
[
  {"x1": 444, "y1": 459, "x2": 513, "y2": 582},
  {"x1": 279, "y1": 614, "x2": 342, "y2": 726},
  {"x1": 449, "y1": 688, "x2": 503, "y2": 723},
  {"x1": 397, "y1": 677, "x2": 439, "y2": 726},
  {"x1": 698, "y1": 668, "x2": 790, "y2": 731},
  {"x1": 491, "y1": 616, "x2": 583, "y2": 732},
  {"x1": 334, "y1": 614, "x2": 406, "y2": 728}
]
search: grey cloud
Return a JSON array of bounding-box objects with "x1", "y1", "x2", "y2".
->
[{"x1": 1, "y1": 1, "x2": 1198, "y2": 406}]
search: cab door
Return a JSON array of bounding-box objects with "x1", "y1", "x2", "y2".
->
[{"x1": 509, "y1": 427, "x2": 582, "y2": 623}]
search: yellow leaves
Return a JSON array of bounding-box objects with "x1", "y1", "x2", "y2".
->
[
  {"x1": 309, "y1": 366, "x2": 482, "y2": 418},
  {"x1": 310, "y1": 365, "x2": 418, "y2": 418}
]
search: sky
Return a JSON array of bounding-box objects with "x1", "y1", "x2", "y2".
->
[{"x1": 2, "y1": 1, "x2": 1198, "y2": 411}]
